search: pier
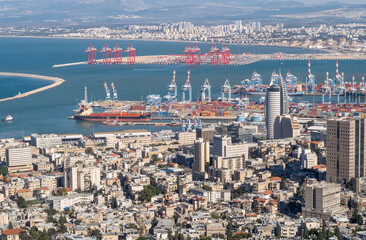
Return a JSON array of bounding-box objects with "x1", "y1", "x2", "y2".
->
[{"x1": 0, "y1": 72, "x2": 65, "y2": 102}]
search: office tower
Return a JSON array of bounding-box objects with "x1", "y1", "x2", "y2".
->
[
  {"x1": 6, "y1": 147, "x2": 32, "y2": 173},
  {"x1": 212, "y1": 135, "x2": 248, "y2": 159},
  {"x1": 300, "y1": 149, "x2": 318, "y2": 169},
  {"x1": 327, "y1": 118, "x2": 366, "y2": 184},
  {"x1": 265, "y1": 75, "x2": 289, "y2": 139},
  {"x1": 196, "y1": 126, "x2": 215, "y2": 142},
  {"x1": 193, "y1": 138, "x2": 210, "y2": 180},
  {"x1": 302, "y1": 181, "x2": 343, "y2": 220},
  {"x1": 64, "y1": 166, "x2": 101, "y2": 191},
  {"x1": 274, "y1": 115, "x2": 300, "y2": 139}
]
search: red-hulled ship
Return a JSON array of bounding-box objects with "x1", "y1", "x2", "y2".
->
[{"x1": 74, "y1": 105, "x2": 151, "y2": 122}]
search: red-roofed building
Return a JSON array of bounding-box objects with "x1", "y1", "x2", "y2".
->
[{"x1": 2, "y1": 228, "x2": 23, "y2": 240}]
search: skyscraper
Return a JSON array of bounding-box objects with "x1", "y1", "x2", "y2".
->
[
  {"x1": 265, "y1": 75, "x2": 289, "y2": 139},
  {"x1": 193, "y1": 138, "x2": 210, "y2": 180},
  {"x1": 327, "y1": 118, "x2": 366, "y2": 184}
]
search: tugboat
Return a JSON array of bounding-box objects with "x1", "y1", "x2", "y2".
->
[{"x1": 2, "y1": 114, "x2": 14, "y2": 122}]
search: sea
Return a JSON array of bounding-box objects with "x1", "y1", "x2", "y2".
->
[{"x1": 0, "y1": 37, "x2": 365, "y2": 139}]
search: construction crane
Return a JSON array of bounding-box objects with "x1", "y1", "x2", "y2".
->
[
  {"x1": 84, "y1": 44, "x2": 97, "y2": 64},
  {"x1": 164, "y1": 71, "x2": 177, "y2": 102},
  {"x1": 124, "y1": 44, "x2": 136, "y2": 64},
  {"x1": 112, "y1": 44, "x2": 123, "y2": 64},
  {"x1": 104, "y1": 82, "x2": 111, "y2": 100},
  {"x1": 201, "y1": 79, "x2": 211, "y2": 102},
  {"x1": 100, "y1": 44, "x2": 112, "y2": 64},
  {"x1": 221, "y1": 79, "x2": 232, "y2": 102},
  {"x1": 182, "y1": 70, "x2": 192, "y2": 102},
  {"x1": 111, "y1": 82, "x2": 118, "y2": 100}
]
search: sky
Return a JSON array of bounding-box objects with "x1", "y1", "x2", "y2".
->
[{"x1": 298, "y1": 0, "x2": 365, "y2": 4}]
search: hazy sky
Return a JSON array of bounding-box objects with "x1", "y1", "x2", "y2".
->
[{"x1": 297, "y1": 0, "x2": 365, "y2": 4}]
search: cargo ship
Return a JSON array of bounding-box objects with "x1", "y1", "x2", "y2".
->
[{"x1": 74, "y1": 105, "x2": 151, "y2": 122}]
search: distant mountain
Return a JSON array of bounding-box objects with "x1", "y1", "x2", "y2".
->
[{"x1": 0, "y1": 0, "x2": 364, "y2": 26}]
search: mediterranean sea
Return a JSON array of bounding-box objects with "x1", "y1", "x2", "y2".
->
[{"x1": 0, "y1": 37, "x2": 365, "y2": 139}]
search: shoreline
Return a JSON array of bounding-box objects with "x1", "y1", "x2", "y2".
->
[
  {"x1": 0, "y1": 35, "x2": 323, "y2": 52},
  {"x1": 0, "y1": 72, "x2": 65, "y2": 102}
]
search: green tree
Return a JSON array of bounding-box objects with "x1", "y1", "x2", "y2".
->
[
  {"x1": 0, "y1": 166, "x2": 8, "y2": 175},
  {"x1": 8, "y1": 222, "x2": 13, "y2": 229},
  {"x1": 304, "y1": 226, "x2": 310, "y2": 239},
  {"x1": 351, "y1": 208, "x2": 363, "y2": 225},
  {"x1": 346, "y1": 178, "x2": 357, "y2": 193},
  {"x1": 55, "y1": 187, "x2": 67, "y2": 196},
  {"x1": 138, "y1": 185, "x2": 161, "y2": 202},
  {"x1": 280, "y1": 177, "x2": 286, "y2": 190},
  {"x1": 92, "y1": 229, "x2": 102, "y2": 240},
  {"x1": 111, "y1": 197, "x2": 118, "y2": 209},
  {"x1": 85, "y1": 147, "x2": 94, "y2": 155},
  {"x1": 17, "y1": 196, "x2": 27, "y2": 208},
  {"x1": 335, "y1": 227, "x2": 341, "y2": 240}
]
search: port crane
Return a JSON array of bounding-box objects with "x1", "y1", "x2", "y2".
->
[
  {"x1": 201, "y1": 79, "x2": 211, "y2": 102},
  {"x1": 164, "y1": 71, "x2": 177, "y2": 102},
  {"x1": 183, "y1": 44, "x2": 193, "y2": 64},
  {"x1": 220, "y1": 44, "x2": 231, "y2": 65},
  {"x1": 84, "y1": 44, "x2": 97, "y2": 64},
  {"x1": 305, "y1": 60, "x2": 315, "y2": 94},
  {"x1": 182, "y1": 71, "x2": 192, "y2": 102},
  {"x1": 124, "y1": 44, "x2": 136, "y2": 64},
  {"x1": 221, "y1": 79, "x2": 232, "y2": 102},
  {"x1": 104, "y1": 82, "x2": 111, "y2": 100},
  {"x1": 112, "y1": 44, "x2": 123, "y2": 64},
  {"x1": 322, "y1": 72, "x2": 332, "y2": 103},
  {"x1": 192, "y1": 44, "x2": 201, "y2": 64},
  {"x1": 111, "y1": 82, "x2": 118, "y2": 100},
  {"x1": 209, "y1": 44, "x2": 220, "y2": 65},
  {"x1": 100, "y1": 44, "x2": 112, "y2": 64},
  {"x1": 251, "y1": 70, "x2": 262, "y2": 89},
  {"x1": 285, "y1": 71, "x2": 298, "y2": 93}
]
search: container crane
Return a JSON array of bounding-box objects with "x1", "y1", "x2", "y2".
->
[
  {"x1": 183, "y1": 44, "x2": 193, "y2": 64},
  {"x1": 111, "y1": 82, "x2": 118, "y2": 100},
  {"x1": 220, "y1": 44, "x2": 231, "y2": 65},
  {"x1": 112, "y1": 44, "x2": 123, "y2": 64},
  {"x1": 164, "y1": 71, "x2": 177, "y2": 102},
  {"x1": 84, "y1": 44, "x2": 97, "y2": 64},
  {"x1": 201, "y1": 79, "x2": 211, "y2": 102},
  {"x1": 192, "y1": 44, "x2": 201, "y2": 64},
  {"x1": 221, "y1": 79, "x2": 232, "y2": 102},
  {"x1": 124, "y1": 44, "x2": 136, "y2": 64},
  {"x1": 104, "y1": 82, "x2": 111, "y2": 100},
  {"x1": 209, "y1": 44, "x2": 220, "y2": 65},
  {"x1": 305, "y1": 60, "x2": 315, "y2": 94},
  {"x1": 100, "y1": 44, "x2": 112, "y2": 64},
  {"x1": 182, "y1": 70, "x2": 192, "y2": 102}
]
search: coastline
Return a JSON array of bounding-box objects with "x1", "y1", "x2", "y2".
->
[
  {"x1": 0, "y1": 34, "x2": 319, "y2": 51},
  {"x1": 0, "y1": 72, "x2": 65, "y2": 102}
]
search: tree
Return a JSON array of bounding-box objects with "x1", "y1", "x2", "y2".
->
[
  {"x1": 111, "y1": 197, "x2": 118, "y2": 209},
  {"x1": 8, "y1": 222, "x2": 13, "y2": 229},
  {"x1": 335, "y1": 227, "x2": 341, "y2": 240},
  {"x1": 85, "y1": 147, "x2": 94, "y2": 155},
  {"x1": 346, "y1": 178, "x2": 357, "y2": 193},
  {"x1": 55, "y1": 187, "x2": 67, "y2": 196},
  {"x1": 280, "y1": 177, "x2": 286, "y2": 190},
  {"x1": 351, "y1": 208, "x2": 363, "y2": 225},
  {"x1": 138, "y1": 185, "x2": 161, "y2": 202},
  {"x1": 0, "y1": 166, "x2": 8, "y2": 175},
  {"x1": 17, "y1": 196, "x2": 27, "y2": 208},
  {"x1": 303, "y1": 226, "x2": 310, "y2": 239},
  {"x1": 92, "y1": 229, "x2": 102, "y2": 240}
]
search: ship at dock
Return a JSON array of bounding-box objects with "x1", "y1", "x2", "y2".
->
[
  {"x1": 74, "y1": 104, "x2": 151, "y2": 122},
  {"x1": 73, "y1": 86, "x2": 151, "y2": 122}
]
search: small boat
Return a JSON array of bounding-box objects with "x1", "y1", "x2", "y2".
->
[{"x1": 2, "y1": 114, "x2": 14, "y2": 121}]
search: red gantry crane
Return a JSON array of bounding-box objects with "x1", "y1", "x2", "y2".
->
[
  {"x1": 85, "y1": 44, "x2": 97, "y2": 64},
  {"x1": 220, "y1": 44, "x2": 231, "y2": 65},
  {"x1": 192, "y1": 44, "x2": 201, "y2": 64},
  {"x1": 100, "y1": 44, "x2": 112, "y2": 64},
  {"x1": 209, "y1": 44, "x2": 220, "y2": 65},
  {"x1": 124, "y1": 44, "x2": 136, "y2": 64},
  {"x1": 112, "y1": 44, "x2": 123, "y2": 64},
  {"x1": 183, "y1": 44, "x2": 193, "y2": 64}
]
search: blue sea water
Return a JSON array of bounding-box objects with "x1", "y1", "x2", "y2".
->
[
  {"x1": 0, "y1": 76, "x2": 51, "y2": 99},
  {"x1": 0, "y1": 37, "x2": 365, "y2": 139}
]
